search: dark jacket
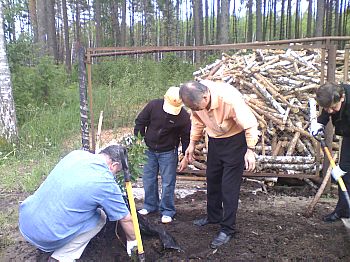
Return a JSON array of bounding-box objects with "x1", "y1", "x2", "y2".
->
[
  {"x1": 134, "y1": 99, "x2": 191, "y2": 153},
  {"x1": 318, "y1": 84, "x2": 350, "y2": 137}
]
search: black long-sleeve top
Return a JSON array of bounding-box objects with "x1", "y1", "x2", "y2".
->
[
  {"x1": 134, "y1": 99, "x2": 191, "y2": 153},
  {"x1": 317, "y1": 84, "x2": 350, "y2": 137}
]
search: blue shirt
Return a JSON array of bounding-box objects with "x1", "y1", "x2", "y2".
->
[{"x1": 19, "y1": 150, "x2": 129, "y2": 252}]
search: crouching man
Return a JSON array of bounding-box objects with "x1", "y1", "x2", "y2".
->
[{"x1": 19, "y1": 145, "x2": 137, "y2": 261}]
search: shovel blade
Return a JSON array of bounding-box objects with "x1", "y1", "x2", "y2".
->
[{"x1": 341, "y1": 218, "x2": 350, "y2": 229}]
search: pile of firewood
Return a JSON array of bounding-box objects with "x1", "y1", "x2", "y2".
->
[{"x1": 185, "y1": 48, "x2": 347, "y2": 174}]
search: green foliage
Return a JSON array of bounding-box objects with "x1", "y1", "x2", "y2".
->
[
  {"x1": 11, "y1": 56, "x2": 69, "y2": 124},
  {"x1": 6, "y1": 35, "x2": 37, "y2": 70},
  {"x1": 159, "y1": 54, "x2": 194, "y2": 83},
  {"x1": 116, "y1": 135, "x2": 147, "y2": 191}
]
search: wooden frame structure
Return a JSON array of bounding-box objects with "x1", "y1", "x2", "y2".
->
[{"x1": 78, "y1": 36, "x2": 350, "y2": 179}]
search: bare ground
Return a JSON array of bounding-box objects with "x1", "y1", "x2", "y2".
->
[{"x1": 1, "y1": 178, "x2": 349, "y2": 262}]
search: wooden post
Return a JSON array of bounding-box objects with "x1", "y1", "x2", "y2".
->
[
  {"x1": 344, "y1": 44, "x2": 349, "y2": 83},
  {"x1": 77, "y1": 43, "x2": 89, "y2": 151},
  {"x1": 86, "y1": 51, "x2": 96, "y2": 153}
]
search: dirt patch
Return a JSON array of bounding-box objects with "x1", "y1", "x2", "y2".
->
[{"x1": 1, "y1": 179, "x2": 349, "y2": 261}]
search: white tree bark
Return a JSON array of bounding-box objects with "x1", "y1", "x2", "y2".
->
[{"x1": 0, "y1": 3, "x2": 18, "y2": 144}]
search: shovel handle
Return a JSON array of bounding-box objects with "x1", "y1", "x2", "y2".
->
[
  {"x1": 321, "y1": 142, "x2": 336, "y2": 168},
  {"x1": 125, "y1": 181, "x2": 144, "y2": 256},
  {"x1": 321, "y1": 142, "x2": 350, "y2": 210}
]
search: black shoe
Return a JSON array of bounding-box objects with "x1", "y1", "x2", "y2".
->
[
  {"x1": 193, "y1": 217, "x2": 210, "y2": 226},
  {"x1": 323, "y1": 211, "x2": 349, "y2": 223},
  {"x1": 210, "y1": 231, "x2": 232, "y2": 249}
]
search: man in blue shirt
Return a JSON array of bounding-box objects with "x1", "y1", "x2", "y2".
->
[{"x1": 19, "y1": 145, "x2": 137, "y2": 261}]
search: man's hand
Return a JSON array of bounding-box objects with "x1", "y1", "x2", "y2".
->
[
  {"x1": 126, "y1": 240, "x2": 137, "y2": 256},
  {"x1": 178, "y1": 156, "x2": 188, "y2": 172},
  {"x1": 309, "y1": 121, "x2": 324, "y2": 138},
  {"x1": 184, "y1": 142, "x2": 195, "y2": 163},
  {"x1": 331, "y1": 165, "x2": 347, "y2": 182},
  {"x1": 244, "y1": 149, "x2": 256, "y2": 172}
]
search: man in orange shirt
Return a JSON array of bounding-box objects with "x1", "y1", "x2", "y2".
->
[{"x1": 179, "y1": 80, "x2": 258, "y2": 249}]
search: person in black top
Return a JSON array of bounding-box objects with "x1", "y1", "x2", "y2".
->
[
  {"x1": 310, "y1": 82, "x2": 350, "y2": 222},
  {"x1": 134, "y1": 86, "x2": 191, "y2": 224}
]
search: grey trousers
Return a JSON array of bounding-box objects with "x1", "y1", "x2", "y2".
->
[{"x1": 51, "y1": 209, "x2": 107, "y2": 262}]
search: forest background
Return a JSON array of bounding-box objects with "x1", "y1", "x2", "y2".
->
[{"x1": 0, "y1": 0, "x2": 350, "y2": 251}]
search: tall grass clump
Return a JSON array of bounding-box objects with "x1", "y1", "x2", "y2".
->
[{"x1": 92, "y1": 55, "x2": 195, "y2": 128}]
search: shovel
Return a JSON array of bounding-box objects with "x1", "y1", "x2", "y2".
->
[
  {"x1": 320, "y1": 139, "x2": 350, "y2": 229},
  {"x1": 119, "y1": 147, "x2": 146, "y2": 262}
]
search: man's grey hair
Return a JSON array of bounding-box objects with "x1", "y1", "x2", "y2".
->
[
  {"x1": 316, "y1": 82, "x2": 345, "y2": 108},
  {"x1": 99, "y1": 144, "x2": 125, "y2": 162},
  {"x1": 179, "y1": 81, "x2": 208, "y2": 107}
]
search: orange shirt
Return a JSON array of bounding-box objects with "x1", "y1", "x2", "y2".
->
[{"x1": 190, "y1": 80, "x2": 259, "y2": 148}]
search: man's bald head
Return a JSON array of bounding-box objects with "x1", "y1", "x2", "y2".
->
[{"x1": 179, "y1": 81, "x2": 209, "y2": 109}]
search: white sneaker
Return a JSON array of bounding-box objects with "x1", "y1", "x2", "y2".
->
[
  {"x1": 161, "y1": 215, "x2": 173, "y2": 224},
  {"x1": 138, "y1": 209, "x2": 150, "y2": 215}
]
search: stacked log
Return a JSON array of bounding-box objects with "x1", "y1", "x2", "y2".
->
[{"x1": 185, "y1": 48, "x2": 347, "y2": 174}]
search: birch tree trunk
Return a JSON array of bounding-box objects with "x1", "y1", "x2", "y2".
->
[{"x1": 0, "y1": 3, "x2": 18, "y2": 145}]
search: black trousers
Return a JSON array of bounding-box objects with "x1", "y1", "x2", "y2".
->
[
  {"x1": 206, "y1": 131, "x2": 247, "y2": 235},
  {"x1": 335, "y1": 137, "x2": 350, "y2": 215}
]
